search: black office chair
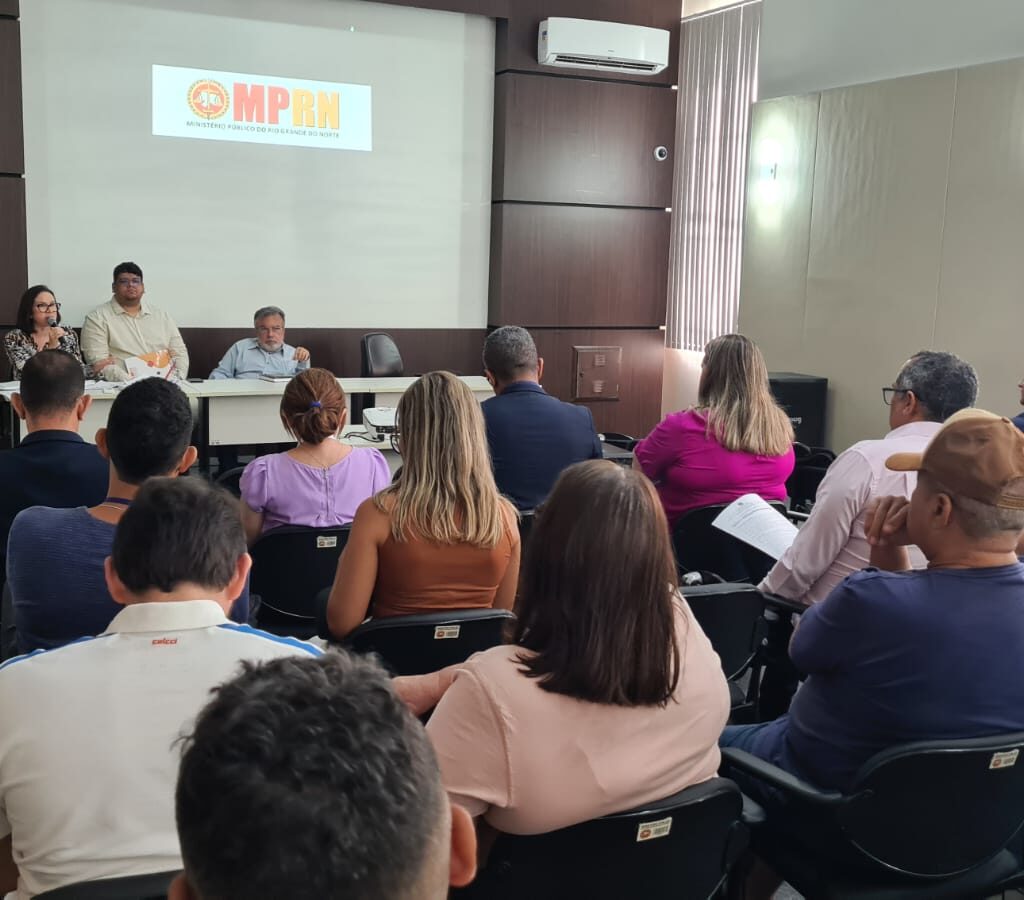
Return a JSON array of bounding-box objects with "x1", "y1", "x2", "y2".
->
[
  {"x1": 346, "y1": 608, "x2": 514, "y2": 676},
  {"x1": 213, "y1": 465, "x2": 246, "y2": 498},
  {"x1": 673, "y1": 502, "x2": 787, "y2": 584},
  {"x1": 452, "y1": 778, "x2": 747, "y2": 900},
  {"x1": 352, "y1": 332, "x2": 405, "y2": 425},
  {"x1": 517, "y1": 508, "x2": 536, "y2": 554},
  {"x1": 35, "y1": 870, "x2": 181, "y2": 900},
  {"x1": 787, "y1": 443, "x2": 836, "y2": 512},
  {"x1": 723, "y1": 732, "x2": 1024, "y2": 899},
  {"x1": 250, "y1": 525, "x2": 351, "y2": 639},
  {"x1": 681, "y1": 583, "x2": 767, "y2": 722},
  {"x1": 598, "y1": 431, "x2": 639, "y2": 452}
]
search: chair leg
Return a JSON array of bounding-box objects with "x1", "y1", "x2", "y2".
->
[{"x1": 756, "y1": 613, "x2": 800, "y2": 722}]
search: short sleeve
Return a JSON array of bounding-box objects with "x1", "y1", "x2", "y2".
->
[
  {"x1": 426, "y1": 663, "x2": 512, "y2": 819},
  {"x1": 239, "y1": 456, "x2": 271, "y2": 513},
  {"x1": 367, "y1": 449, "x2": 392, "y2": 493},
  {"x1": 789, "y1": 574, "x2": 875, "y2": 674}
]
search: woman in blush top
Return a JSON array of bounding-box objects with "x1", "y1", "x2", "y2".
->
[
  {"x1": 635, "y1": 333, "x2": 795, "y2": 526},
  {"x1": 239, "y1": 368, "x2": 391, "y2": 543},
  {"x1": 395, "y1": 460, "x2": 729, "y2": 838}
]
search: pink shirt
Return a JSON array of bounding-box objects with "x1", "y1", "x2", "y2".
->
[
  {"x1": 760, "y1": 421, "x2": 939, "y2": 605},
  {"x1": 425, "y1": 600, "x2": 730, "y2": 835},
  {"x1": 634, "y1": 409, "x2": 795, "y2": 525}
]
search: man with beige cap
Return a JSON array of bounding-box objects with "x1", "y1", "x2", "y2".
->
[{"x1": 718, "y1": 409, "x2": 1024, "y2": 794}]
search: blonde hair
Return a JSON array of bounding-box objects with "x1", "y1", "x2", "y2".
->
[
  {"x1": 375, "y1": 371, "x2": 514, "y2": 546},
  {"x1": 696, "y1": 334, "x2": 793, "y2": 456}
]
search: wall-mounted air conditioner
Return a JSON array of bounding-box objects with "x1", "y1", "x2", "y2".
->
[{"x1": 538, "y1": 18, "x2": 671, "y2": 76}]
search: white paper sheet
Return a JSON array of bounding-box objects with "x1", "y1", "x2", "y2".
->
[{"x1": 711, "y1": 494, "x2": 799, "y2": 560}]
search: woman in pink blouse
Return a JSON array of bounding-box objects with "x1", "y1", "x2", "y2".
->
[
  {"x1": 395, "y1": 460, "x2": 729, "y2": 838},
  {"x1": 635, "y1": 333, "x2": 795, "y2": 526}
]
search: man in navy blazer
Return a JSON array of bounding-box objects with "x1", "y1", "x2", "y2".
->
[
  {"x1": 481, "y1": 326, "x2": 602, "y2": 511},
  {"x1": 0, "y1": 351, "x2": 108, "y2": 563}
]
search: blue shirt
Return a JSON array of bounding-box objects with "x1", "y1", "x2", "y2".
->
[
  {"x1": 748, "y1": 564, "x2": 1024, "y2": 791},
  {"x1": 209, "y1": 337, "x2": 310, "y2": 380},
  {"x1": 8, "y1": 506, "x2": 250, "y2": 654},
  {"x1": 0, "y1": 431, "x2": 108, "y2": 568},
  {"x1": 481, "y1": 382, "x2": 603, "y2": 511},
  {"x1": 1013, "y1": 412, "x2": 1024, "y2": 434}
]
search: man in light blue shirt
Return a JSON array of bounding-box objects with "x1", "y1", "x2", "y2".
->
[{"x1": 209, "y1": 306, "x2": 311, "y2": 380}]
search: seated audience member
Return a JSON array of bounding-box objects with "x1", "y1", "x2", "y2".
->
[
  {"x1": 171, "y1": 653, "x2": 476, "y2": 900},
  {"x1": 0, "y1": 351, "x2": 107, "y2": 569},
  {"x1": 325, "y1": 371, "x2": 520, "y2": 640},
  {"x1": 7, "y1": 379, "x2": 248, "y2": 655},
  {"x1": 0, "y1": 478, "x2": 319, "y2": 899},
  {"x1": 761, "y1": 350, "x2": 978, "y2": 605},
  {"x1": 721, "y1": 411, "x2": 1024, "y2": 800},
  {"x1": 4, "y1": 286, "x2": 86, "y2": 377},
  {"x1": 481, "y1": 325, "x2": 601, "y2": 510},
  {"x1": 634, "y1": 333, "x2": 794, "y2": 527},
  {"x1": 81, "y1": 262, "x2": 189, "y2": 381},
  {"x1": 396, "y1": 460, "x2": 730, "y2": 836},
  {"x1": 239, "y1": 368, "x2": 390, "y2": 543},
  {"x1": 209, "y1": 305, "x2": 310, "y2": 380},
  {"x1": 1012, "y1": 374, "x2": 1024, "y2": 433}
]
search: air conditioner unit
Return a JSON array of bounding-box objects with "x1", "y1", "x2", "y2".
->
[{"x1": 538, "y1": 18, "x2": 670, "y2": 76}]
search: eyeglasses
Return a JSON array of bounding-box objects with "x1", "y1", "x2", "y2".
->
[
  {"x1": 115, "y1": 278, "x2": 143, "y2": 287},
  {"x1": 34, "y1": 302, "x2": 60, "y2": 312},
  {"x1": 882, "y1": 387, "x2": 912, "y2": 406}
]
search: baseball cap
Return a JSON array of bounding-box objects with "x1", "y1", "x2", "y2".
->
[{"x1": 886, "y1": 408, "x2": 1024, "y2": 509}]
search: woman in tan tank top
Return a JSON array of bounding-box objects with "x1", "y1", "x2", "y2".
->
[{"x1": 324, "y1": 371, "x2": 520, "y2": 639}]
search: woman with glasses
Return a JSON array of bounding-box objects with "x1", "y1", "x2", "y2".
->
[{"x1": 4, "y1": 285, "x2": 87, "y2": 378}]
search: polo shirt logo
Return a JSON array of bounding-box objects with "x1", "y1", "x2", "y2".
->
[{"x1": 151, "y1": 638, "x2": 179, "y2": 646}]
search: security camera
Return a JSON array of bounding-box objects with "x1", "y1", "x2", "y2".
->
[{"x1": 654, "y1": 146, "x2": 669, "y2": 161}]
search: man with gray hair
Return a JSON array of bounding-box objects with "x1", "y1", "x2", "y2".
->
[
  {"x1": 481, "y1": 326, "x2": 601, "y2": 510},
  {"x1": 762, "y1": 350, "x2": 978, "y2": 606},
  {"x1": 209, "y1": 306, "x2": 310, "y2": 380}
]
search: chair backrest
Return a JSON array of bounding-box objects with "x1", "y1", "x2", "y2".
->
[
  {"x1": 681, "y1": 583, "x2": 765, "y2": 680},
  {"x1": 35, "y1": 870, "x2": 181, "y2": 900},
  {"x1": 838, "y1": 732, "x2": 1024, "y2": 877},
  {"x1": 347, "y1": 608, "x2": 515, "y2": 676},
  {"x1": 361, "y1": 332, "x2": 404, "y2": 378},
  {"x1": 454, "y1": 778, "x2": 746, "y2": 900},
  {"x1": 517, "y1": 509, "x2": 536, "y2": 553},
  {"x1": 250, "y1": 525, "x2": 350, "y2": 621},
  {"x1": 214, "y1": 465, "x2": 246, "y2": 498},
  {"x1": 673, "y1": 503, "x2": 785, "y2": 583},
  {"x1": 598, "y1": 432, "x2": 639, "y2": 452}
]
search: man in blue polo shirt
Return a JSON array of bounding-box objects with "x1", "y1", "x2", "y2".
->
[{"x1": 481, "y1": 326, "x2": 602, "y2": 511}]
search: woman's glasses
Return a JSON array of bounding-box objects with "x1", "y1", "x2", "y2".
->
[{"x1": 34, "y1": 302, "x2": 60, "y2": 313}]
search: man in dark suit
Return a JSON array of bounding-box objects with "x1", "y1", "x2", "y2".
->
[
  {"x1": 0, "y1": 351, "x2": 108, "y2": 655},
  {"x1": 481, "y1": 326, "x2": 602, "y2": 511}
]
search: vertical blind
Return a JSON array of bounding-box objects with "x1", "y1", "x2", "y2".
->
[{"x1": 666, "y1": 1, "x2": 761, "y2": 351}]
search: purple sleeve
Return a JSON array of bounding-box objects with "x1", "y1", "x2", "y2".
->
[
  {"x1": 634, "y1": 412, "x2": 688, "y2": 481},
  {"x1": 239, "y1": 456, "x2": 270, "y2": 512},
  {"x1": 369, "y1": 449, "x2": 392, "y2": 492}
]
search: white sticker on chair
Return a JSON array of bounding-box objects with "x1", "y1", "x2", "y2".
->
[
  {"x1": 636, "y1": 817, "x2": 672, "y2": 842},
  {"x1": 316, "y1": 536, "x2": 338, "y2": 549},
  {"x1": 434, "y1": 625, "x2": 461, "y2": 640},
  {"x1": 990, "y1": 750, "x2": 1019, "y2": 770}
]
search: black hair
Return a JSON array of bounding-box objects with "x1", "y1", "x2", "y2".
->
[
  {"x1": 18, "y1": 350, "x2": 85, "y2": 416},
  {"x1": 176, "y1": 653, "x2": 446, "y2": 900},
  {"x1": 112, "y1": 478, "x2": 243, "y2": 594},
  {"x1": 105, "y1": 379, "x2": 192, "y2": 484},
  {"x1": 16, "y1": 285, "x2": 60, "y2": 335},
  {"x1": 112, "y1": 261, "x2": 143, "y2": 283}
]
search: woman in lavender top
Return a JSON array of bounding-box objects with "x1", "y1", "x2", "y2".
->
[{"x1": 240, "y1": 368, "x2": 391, "y2": 543}]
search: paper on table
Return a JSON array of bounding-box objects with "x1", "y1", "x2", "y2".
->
[
  {"x1": 125, "y1": 351, "x2": 173, "y2": 381},
  {"x1": 712, "y1": 494, "x2": 798, "y2": 561}
]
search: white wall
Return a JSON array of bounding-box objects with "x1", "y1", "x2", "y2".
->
[
  {"x1": 21, "y1": 0, "x2": 494, "y2": 329},
  {"x1": 760, "y1": 0, "x2": 1024, "y2": 99}
]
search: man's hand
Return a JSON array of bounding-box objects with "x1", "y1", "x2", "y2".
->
[
  {"x1": 864, "y1": 496, "x2": 911, "y2": 547},
  {"x1": 294, "y1": 347, "x2": 310, "y2": 363}
]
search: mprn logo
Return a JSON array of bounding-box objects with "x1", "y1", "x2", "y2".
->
[{"x1": 187, "y1": 79, "x2": 229, "y2": 120}]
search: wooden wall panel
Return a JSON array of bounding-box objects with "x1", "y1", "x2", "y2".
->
[
  {"x1": 178, "y1": 327, "x2": 487, "y2": 384},
  {"x1": 531, "y1": 327, "x2": 665, "y2": 437},
  {"x1": 489, "y1": 204, "x2": 669, "y2": 326},
  {"x1": 0, "y1": 177, "x2": 27, "y2": 312},
  {"x1": 0, "y1": 2, "x2": 17, "y2": 20},
  {"x1": 493, "y1": 73, "x2": 676, "y2": 207},
  {"x1": 0, "y1": 19, "x2": 24, "y2": 174}
]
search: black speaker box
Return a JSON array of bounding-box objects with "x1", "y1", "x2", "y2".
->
[{"x1": 769, "y1": 372, "x2": 828, "y2": 449}]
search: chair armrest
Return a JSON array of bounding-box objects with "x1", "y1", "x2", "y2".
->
[
  {"x1": 741, "y1": 793, "x2": 767, "y2": 826},
  {"x1": 720, "y1": 748, "x2": 844, "y2": 808},
  {"x1": 785, "y1": 511, "x2": 810, "y2": 524},
  {"x1": 758, "y1": 591, "x2": 807, "y2": 617}
]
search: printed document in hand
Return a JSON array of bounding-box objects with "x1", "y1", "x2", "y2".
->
[
  {"x1": 712, "y1": 494, "x2": 798, "y2": 560},
  {"x1": 124, "y1": 350, "x2": 173, "y2": 381}
]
